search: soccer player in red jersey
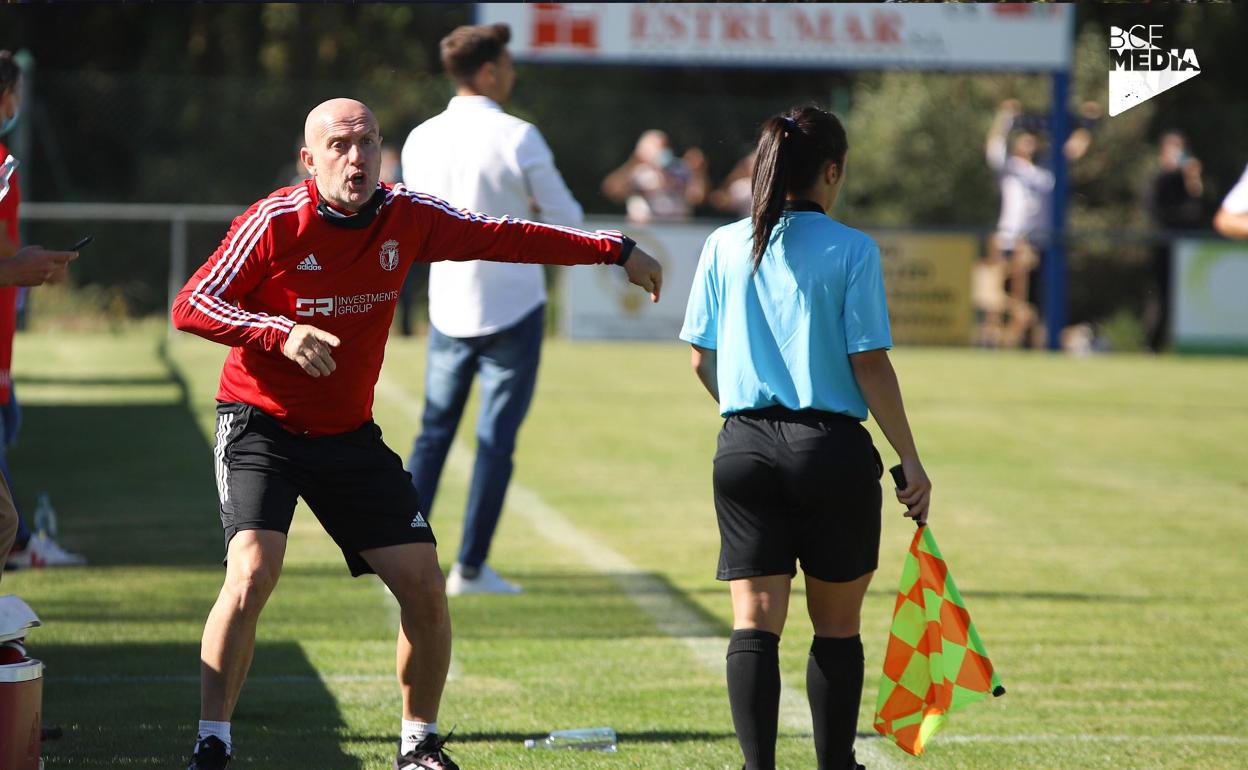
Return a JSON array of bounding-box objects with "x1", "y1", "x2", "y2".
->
[{"x1": 173, "y1": 98, "x2": 661, "y2": 770}]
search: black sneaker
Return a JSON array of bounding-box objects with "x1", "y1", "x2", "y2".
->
[
  {"x1": 394, "y1": 732, "x2": 460, "y2": 770},
  {"x1": 187, "y1": 736, "x2": 231, "y2": 770},
  {"x1": 847, "y1": 749, "x2": 866, "y2": 770}
]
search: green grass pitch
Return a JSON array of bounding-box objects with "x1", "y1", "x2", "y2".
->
[{"x1": 5, "y1": 323, "x2": 1246, "y2": 768}]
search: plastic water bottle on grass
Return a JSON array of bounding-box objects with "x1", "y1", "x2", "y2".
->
[
  {"x1": 33, "y1": 492, "x2": 58, "y2": 539},
  {"x1": 524, "y1": 727, "x2": 617, "y2": 752}
]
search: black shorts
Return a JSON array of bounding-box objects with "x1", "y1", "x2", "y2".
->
[
  {"x1": 712, "y1": 407, "x2": 882, "y2": 583},
  {"x1": 214, "y1": 402, "x2": 436, "y2": 576}
]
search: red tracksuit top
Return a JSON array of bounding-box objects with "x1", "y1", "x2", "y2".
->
[{"x1": 172, "y1": 178, "x2": 628, "y2": 436}]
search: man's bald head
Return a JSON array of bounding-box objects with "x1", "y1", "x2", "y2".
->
[
  {"x1": 299, "y1": 98, "x2": 383, "y2": 212},
  {"x1": 304, "y1": 98, "x2": 377, "y2": 148}
]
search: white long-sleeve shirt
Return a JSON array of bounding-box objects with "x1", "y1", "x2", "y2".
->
[
  {"x1": 986, "y1": 134, "x2": 1054, "y2": 250},
  {"x1": 401, "y1": 95, "x2": 584, "y2": 337}
]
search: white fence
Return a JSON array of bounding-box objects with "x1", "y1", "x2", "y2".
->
[{"x1": 20, "y1": 201, "x2": 243, "y2": 331}]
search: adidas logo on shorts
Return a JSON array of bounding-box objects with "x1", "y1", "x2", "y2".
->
[
  {"x1": 297, "y1": 254, "x2": 323, "y2": 271},
  {"x1": 410, "y1": 512, "x2": 429, "y2": 528}
]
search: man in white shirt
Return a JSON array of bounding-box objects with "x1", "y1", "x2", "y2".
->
[
  {"x1": 1213, "y1": 163, "x2": 1248, "y2": 239},
  {"x1": 401, "y1": 23, "x2": 582, "y2": 596}
]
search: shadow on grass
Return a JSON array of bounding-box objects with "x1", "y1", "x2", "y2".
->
[
  {"x1": 38, "y1": 641, "x2": 360, "y2": 768},
  {"x1": 9, "y1": 340, "x2": 225, "y2": 567},
  {"x1": 12, "y1": 340, "x2": 366, "y2": 767},
  {"x1": 11, "y1": 402, "x2": 221, "y2": 567},
  {"x1": 14, "y1": 374, "x2": 179, "y2": 387},
  {"x1": 448, "y1": 571, "x2": 733, "y2": 640},
  {"x1": 674, "y1": 584, "x2": 1158, "y2": 604}
]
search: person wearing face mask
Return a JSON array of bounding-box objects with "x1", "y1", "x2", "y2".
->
[
  {"x1": 602, "y1": 128, "x2": 710, "y2": 224},
  {"x1": 171, "y1": 97, "x2": 662, "y2": 770}
]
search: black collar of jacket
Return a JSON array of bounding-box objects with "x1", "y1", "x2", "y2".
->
[
  {"x1": 783, "y1": 199, "x2": 825, "y2": 215},
  {"x1": 316, "y1": 187, "x2": 386, "y2": 229}
]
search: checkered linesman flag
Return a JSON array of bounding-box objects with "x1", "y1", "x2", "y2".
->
[{"x1": 873, "y1": 525, "x2": 1005, "y2": 756}]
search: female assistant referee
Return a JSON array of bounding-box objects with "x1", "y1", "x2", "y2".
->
[{"x1": 679, "y1": 106, "x2": 932, "y2": 770}]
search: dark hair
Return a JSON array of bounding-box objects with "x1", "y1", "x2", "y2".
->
[
  {"x1": 0, "y1": 51, "x2": 20, "y2": 96},
  {"x1": 750, "y1": 106, "x2": 848, "y2": 272},
  {"x1": 440, "y1": 23, "x2": 511, "y2": 84}
]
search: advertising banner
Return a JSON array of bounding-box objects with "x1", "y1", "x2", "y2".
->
[
  {"x1": 563, "y1": 217, "x2": 711, "y2": 340},
  {"x1": 877, "y1": 233, "x2": 976, "y2": 346},
  {"x1": 563, "y1": 220, "x2": 976, "y2": 346},
  {"x1": 478, "y1": 3, "x2": 1072, "y2": 72},
  {"x1": 1172, "y1": 239, "x2": 1248, "y2": 354}
]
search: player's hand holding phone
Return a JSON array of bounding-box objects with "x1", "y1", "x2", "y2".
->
[{"x1": 2, "y1": 244, "x2": 81, "y2": 287}]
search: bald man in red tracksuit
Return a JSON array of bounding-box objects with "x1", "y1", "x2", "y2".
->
[{"x1": 173, "y1": 98, "x2": 661, "y2": 770}]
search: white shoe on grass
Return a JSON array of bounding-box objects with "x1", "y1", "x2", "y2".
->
[
  {"x1": 9, "y1": 535, "x2": 88, "y2": 568},
  {"x1": 445, "y1": 563, "x2": 522, "y2": 596}
]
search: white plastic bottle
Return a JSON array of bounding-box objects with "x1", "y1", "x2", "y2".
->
[
  {"x1": 32, "y1": 492, "x2": 58, "y2": 540},
  {"x1": 524, "y1": 727, "x2": 617, "y2": 752}
]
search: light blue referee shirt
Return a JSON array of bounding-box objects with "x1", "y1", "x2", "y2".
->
[{"x1": 679, "y1": 209, "x2": 892, "y2": 419}]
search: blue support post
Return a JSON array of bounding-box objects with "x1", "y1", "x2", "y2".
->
[{"x1": 1044, "y1": 71, "x2": 1071, "y2": 351}]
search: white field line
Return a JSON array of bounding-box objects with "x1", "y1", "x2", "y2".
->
[{"x1": 373, "y1": 377, "x2": 901, "y2": 769}]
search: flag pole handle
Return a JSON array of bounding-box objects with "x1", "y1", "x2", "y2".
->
[{"x1": 888, "y1": 464, "x2": 925, "y2": 529}]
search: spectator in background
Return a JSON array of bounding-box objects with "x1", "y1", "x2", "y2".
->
[
  {"x1": 401, "y1": 23, "x2": 586, "y2": 596},
  {"x1": 602, "y1": 129, "x2": 709, "y2": 224},
  {"x1": 1213, "y1": 162, "x2": 1248, "y2": 240},
  {"x1": 1143, "y1": 131, "x2": 1209, "y2": 352},
  {"x1": 984, "y1": 99, "x2": 1093, "y2": 347},
  {"x1": 709, "y1": 149, "x2": 757, "y2": 221},
  {"x1": 0, "y1": 50, "x2": 84, "y2": 571}
]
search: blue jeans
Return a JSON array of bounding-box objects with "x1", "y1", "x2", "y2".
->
[{"x1": 408, "y1": 304, "x2": 543, "y2": 570}]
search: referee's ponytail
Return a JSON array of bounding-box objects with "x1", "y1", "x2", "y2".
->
[{"x1": 750, "y1": 106, "x2": 848, "y2": 273}]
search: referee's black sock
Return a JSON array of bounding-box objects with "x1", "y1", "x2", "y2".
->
[
  {"x1": 726, "y1": 628, "x2": 781, "y2": 770},
  {"x1": 807, "y1": 634, "x2": 865, "y2": 770}
]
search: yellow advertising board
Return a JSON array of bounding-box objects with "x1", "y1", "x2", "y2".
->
[{"x1": 874, "y1": 232, "x2": 977, "y2": 346}]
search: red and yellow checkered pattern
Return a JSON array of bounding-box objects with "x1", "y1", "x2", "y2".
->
[{"x1": 873, "y1": 526, "x2": 1004, "y2": 756}]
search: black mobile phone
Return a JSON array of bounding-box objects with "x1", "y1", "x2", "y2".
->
[{"x1": 69, "y1": 235, "x2": 93, "y2": 252}]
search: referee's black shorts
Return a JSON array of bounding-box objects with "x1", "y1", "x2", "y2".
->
[
  {"x1": 712, "y1": 406, "x2": 882, "y2": 583},
  {"x1": 213, "y1": 401, "x2": 436, "y2": 576}
]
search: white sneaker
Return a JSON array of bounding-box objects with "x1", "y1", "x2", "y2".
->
[
  {"x1": 445, "y1": 563, "x2": 522, "y2": 596},
  {"x1": 24, "y1": 535, "x2": 87, "y2": 567}
]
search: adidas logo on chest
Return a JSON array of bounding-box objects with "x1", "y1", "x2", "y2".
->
[{"x1": 297, "y1": 254, "x2": 323, "y2": 271}]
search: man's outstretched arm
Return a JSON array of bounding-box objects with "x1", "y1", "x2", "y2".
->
[{"x1": 400, "y1": 188, "x2": 663, "y2": 302}]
